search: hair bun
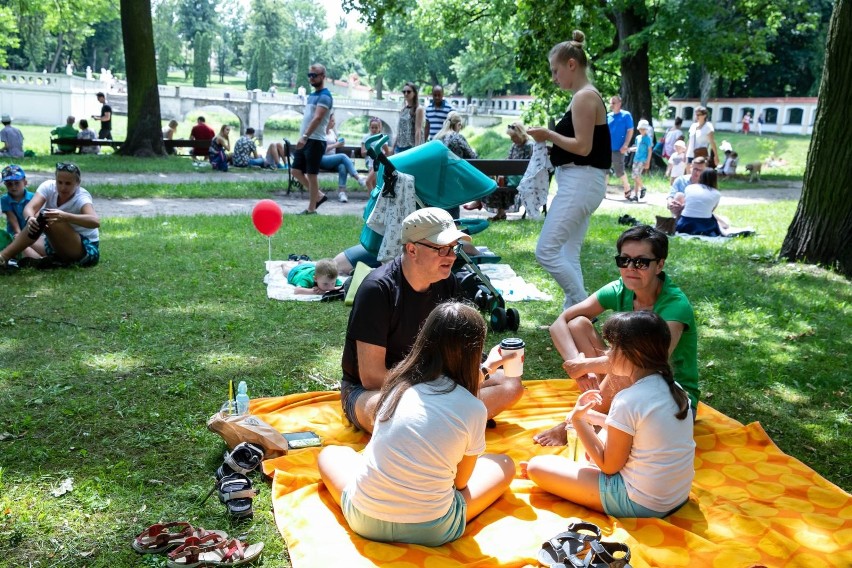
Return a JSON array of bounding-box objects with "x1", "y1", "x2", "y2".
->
[{"x1": 572, "y1": 30, "x2": 585, "y2": 45}]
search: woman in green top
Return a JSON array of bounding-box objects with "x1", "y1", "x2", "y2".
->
[{"x1": 534, "y1": 225, "x2": 698, "y2": 446}]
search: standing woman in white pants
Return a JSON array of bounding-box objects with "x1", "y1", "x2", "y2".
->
[{"x1": 528, "y1": 30, "x2": 612, "y2": 309}]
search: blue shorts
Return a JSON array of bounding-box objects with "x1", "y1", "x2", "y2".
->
[
  {"x1": 341, "y1": 486, "x2": 466, "y2": 546},
  {"x1": 340, "y1": 380, "x2": 367, "y2": 431},
  {"x1": 598, "y1": 472, "x2": 684, "y2": 518},
  {"x1": 342, "y1": 244, "x2": 380, "y2": 270},
  {"x1": 44, "y1": 235, "x2": 100, "y2": 267},
  {"x1": 292, "y1": 139, "x2": 326, "y2": 175}
]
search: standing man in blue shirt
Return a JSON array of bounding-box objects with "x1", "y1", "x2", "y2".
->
[
  {"x1": 606, "y1": 95, "x2": 633, "y2": 199},
  {"x1": 293, "y1": 64, "x2": 334, "y2": 215},
  {"x1": 425, "y1": 86, "x2": 452, "y2": 141}
]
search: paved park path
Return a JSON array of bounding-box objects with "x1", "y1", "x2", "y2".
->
[{"x1": 25, "y1": 171, "x2": 803, "y2": 219}]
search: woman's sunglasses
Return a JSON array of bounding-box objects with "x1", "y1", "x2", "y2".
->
[
  {"x1": 56, "y1": 162, "x2": 80, "y2": 174},
  {"x1": 614, "y1": 256, "x2": 659, "y2": 270}
]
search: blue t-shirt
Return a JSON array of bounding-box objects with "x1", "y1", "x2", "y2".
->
[
  {"x1": 301, "y1": 88, "x2": 334, "y2": 141},
  {"x1": 607, "y1": 110, "x2": 634, "y2": 151},
  {"x1": 1, "y1": 189, "x2": 34, "y2": 234},
  {"x1": 634, "y1": 133, "x2": 653, "y2": 163}
]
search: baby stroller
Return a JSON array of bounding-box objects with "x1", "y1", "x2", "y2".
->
[{"x1": 361, "y1": 137, "x2": 520, "y2": 332}]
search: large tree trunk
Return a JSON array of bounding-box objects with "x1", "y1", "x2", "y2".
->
[
  {"x1": 699, "y1": 66, "x2": 714, "y2": 107},
  {"x1": 48, "y1": 33, "x2": 65, "y2": 74},
  {"x1": 119, "y1": 0, "x2": 165, "y2": 157},
  {"x1": 613, "y1": 5, "x2": 653, "y2": 128},
  {"x1": 780, "y1": 0, "x2": 852, "y2": 277}
]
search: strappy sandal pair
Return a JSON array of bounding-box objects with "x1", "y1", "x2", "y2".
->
[
  {"x1": 202, "y1": 442, "x2": 265, "y2": 520},
  {"x1": 132, "y1": 522, "x2": 264, "y2": 566},
  {"x1": 167, "y1": 533, "x2": 265, "y2": 567},
  {"x1": 538, "y1": 521, "x2": 632, "y2": 568}
]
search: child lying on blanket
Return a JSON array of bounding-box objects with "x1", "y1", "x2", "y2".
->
[
  {"x1": 318, "y1": 302, "x2": 515, "y2": 546},
  {"x1": 526, "y1": 311, "x2": 695, "y2": 519},
  {"x1": 284, "y1": 258, "x2": 342, "y2": 294}
]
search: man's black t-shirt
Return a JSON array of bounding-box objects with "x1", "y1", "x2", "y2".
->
[
  {"x1": 341, "y1": 256, "x2": 461, "y2": 386},
  {"x1": 100, "y1": 103, "x2": 112, "y2": 132}
]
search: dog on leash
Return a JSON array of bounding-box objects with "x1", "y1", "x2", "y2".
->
[{"x1": 744, "y1": 162, "x2": 762, "y2": 182}]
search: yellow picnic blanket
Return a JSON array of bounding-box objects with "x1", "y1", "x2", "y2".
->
[{"x1": 255, "y1": 380, "x2": 852, "y2": 568}]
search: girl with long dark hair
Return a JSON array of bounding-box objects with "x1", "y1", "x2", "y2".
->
[
  {"x1": 319, "y1": 302, "x2": 515, "y2": 546},
  {"x1": 527, "y1": 310, "x2": 694, "y2": 518}
]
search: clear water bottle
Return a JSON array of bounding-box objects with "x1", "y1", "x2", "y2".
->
[{"x1": 235, "y1": 381, "x2": 250, "y2": 415}]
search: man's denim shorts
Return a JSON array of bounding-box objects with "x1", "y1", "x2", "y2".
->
[{"x1": 340, "y1": 380, "x2": 367, "y2": 431}]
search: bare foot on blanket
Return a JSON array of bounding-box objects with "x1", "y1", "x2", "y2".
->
[{"x1": 533, "y1": 421, "x2": 570, "y2": 446}]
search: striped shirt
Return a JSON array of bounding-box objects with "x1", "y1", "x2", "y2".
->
[{"x1": 425, "y1": 101, "x2": 452, "y2": 140}]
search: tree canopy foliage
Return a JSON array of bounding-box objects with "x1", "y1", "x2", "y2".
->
[{"x1": 0, "y1": 0, "x2": 833, "y2": 120}]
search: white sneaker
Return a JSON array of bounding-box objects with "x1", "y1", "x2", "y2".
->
[
  {"x1": 357, "y1": 176, "x2": 367, "y2": 187},
  {"x1": 338, "y1": 191, "x2": 348, "y2": 203}
]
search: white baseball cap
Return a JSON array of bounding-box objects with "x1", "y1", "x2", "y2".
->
[
  {"x1": 402, "y1": 207, "x2": 471, "y2": 245},
  {"x1": 637, "y1": 119, "x2": 650, "y2": 131}
]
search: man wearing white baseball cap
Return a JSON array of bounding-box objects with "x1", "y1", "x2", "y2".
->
[{"x1": 340, "y1": 207, "x2": 524, "y2": 433}]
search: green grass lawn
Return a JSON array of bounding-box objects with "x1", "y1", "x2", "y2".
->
[{"x1": 0, "y1": 200, "x2": 848, "y2": 566}]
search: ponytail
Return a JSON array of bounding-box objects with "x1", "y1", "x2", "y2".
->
[{"x1": 659, "y1": 363, "x2": 690, "y2": 420}]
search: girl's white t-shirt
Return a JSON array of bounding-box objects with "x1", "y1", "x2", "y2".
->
[
  {"x1": 606, "y1": 373, "x2": 695, "y2": 512},
  {"x1": 670, "y1": 153, "x2": 687, "y2": 178},
  {"x1": 681, "y1": 183, "x2": 721, "y2": 218},
  {"x1": 350, "y1": 376, "x2": 487, "y2": 523},
  {"x1": 36, "y1": 180, "x2": 99, "y2": 242}
]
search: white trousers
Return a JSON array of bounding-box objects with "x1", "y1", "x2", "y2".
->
[{"x1": 535, "y1": 165, "x2": 606, "y2": 309}]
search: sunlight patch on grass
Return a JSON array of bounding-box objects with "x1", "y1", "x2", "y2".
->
[
  {"x1": 770, "y1": 382, "x2": 810, "y2": 405},
  {"x1": 200, "y1": 352, "x2": 259, "y2": 369},
  {"x1": 84, "y1": 352, "x2": 145, "y2": 373}
]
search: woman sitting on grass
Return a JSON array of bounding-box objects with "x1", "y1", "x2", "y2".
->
[
  {"x1": 526, "y1": 310, "x2": 695, "y2": 519},
  {"x1": 674, "y1": 169, "x2": 721, "y2": 236},
  {"x1": 318, "y1": 301, "x2": 515, "y2": 546},
  {"x1": 209, "y1": 125, "x2": 231, "y2": 171},
  {"x1": 0, "y1": 162, "x2": 100, "y2": 269},
  {"x1": 534, "y1": 225, "x2": 698, "y2": 446}
]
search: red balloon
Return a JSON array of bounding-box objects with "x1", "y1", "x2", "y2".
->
[{"x1": 251, "y1": 199, "x2": 283, "y2": 236}]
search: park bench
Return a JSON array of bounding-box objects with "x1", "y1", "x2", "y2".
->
[
  {"x1": 283, "y1": 139, "x2": 534, "y2": 204},
  {"x1": 50, "y1": 137, "x2": 212, "y2": 155},
  {"x1": 50, "y1": 137, "x2": 123, "y2": 154},
  {"x1": 164, "y1": 139, "x2": 212, "y2": 155}
]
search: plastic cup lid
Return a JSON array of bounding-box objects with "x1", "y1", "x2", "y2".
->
[{"x1": 500, "y1": 338, "x2": 525, "y2": 349}]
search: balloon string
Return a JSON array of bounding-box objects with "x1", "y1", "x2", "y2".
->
[{"x1": 268, "y1": 236, "x2": 272, "y2": 262}]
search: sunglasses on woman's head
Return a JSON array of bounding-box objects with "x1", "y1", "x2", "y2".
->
[
  {"x1": 614, "y1": 255, "x2": 659, "y2": 270},
  {"x1": 56, "y1": 162, "x2": 80, "y2": 174}
]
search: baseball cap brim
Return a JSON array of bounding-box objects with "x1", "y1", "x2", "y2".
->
[{"x1": 422, "y1": 225, "x2": 471, "y2": 246}]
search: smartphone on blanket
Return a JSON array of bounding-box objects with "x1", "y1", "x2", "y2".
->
[{"x1": 283, "y1": 431, "x2": 322, "y2": 449}]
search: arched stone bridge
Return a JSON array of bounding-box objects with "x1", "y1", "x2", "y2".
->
[{"x1": 154, "y1": 85, "x2": 402, "y2": 141}]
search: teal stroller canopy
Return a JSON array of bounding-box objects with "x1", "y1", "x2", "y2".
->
[{"x1": 376, "y1": 141, "x2": 497, "y2": 208}]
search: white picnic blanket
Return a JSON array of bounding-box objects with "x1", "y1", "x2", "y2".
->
[
  {"x1": 477, "y1": 264, "x2": 552, "y2": 302},
  {"x1": 264, "y1": 261, "x2": 322, "y2": 301}
]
